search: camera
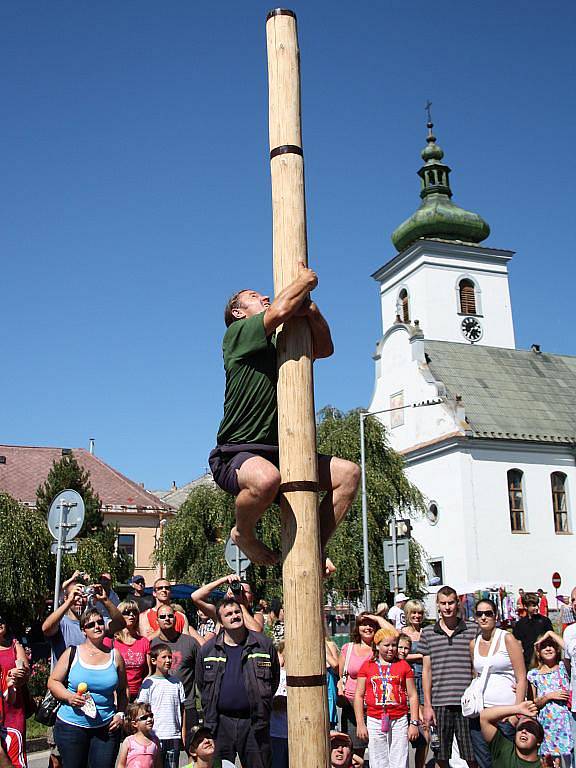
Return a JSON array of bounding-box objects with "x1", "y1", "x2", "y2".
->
[{"x1": 230, "y1": 581, "x2": 243, "y2": 595}]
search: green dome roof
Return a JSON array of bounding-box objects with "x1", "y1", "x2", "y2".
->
[{"x1": 391, "y1": 122, "x2": 490, "y2": 253}]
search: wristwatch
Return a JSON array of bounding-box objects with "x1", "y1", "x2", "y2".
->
[{"x1": 410, "y1": 720, "x2": 420, "y2": 726}]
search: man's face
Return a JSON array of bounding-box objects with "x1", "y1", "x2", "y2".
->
[
  {"x1": 515, "y1": 719, "x2": 540, "y2": 752},
  {"x1": 132, "y1": 579, "x2": 145, "y2": 595},
  {"x1": 233, "y1": 291, "x2": 270, "y2": 320},
  {"x1": 218, "y1": 603, "x2": 245, "y2": 632},
  {"x1": 154, "y1": 582, "x2": 171, "y2": 604},
  {"x1": 437, "y1": 593, "x2": 458, "y2": 619},
  {"x1": 331, "y1": 742, "x2": 352, "y2": 767},
  {"x1": 397, "y1": 600, "x2": 407, "y2": 609},
  {"x1": 570, "y1": 588, "x2": 576, "y2": 610},
  {"x1": 157, "y1": 608, "x2": 176, "y2": 634},
  {"x1": 67, "y1": 584, "x2": 88, "y2": 614}
]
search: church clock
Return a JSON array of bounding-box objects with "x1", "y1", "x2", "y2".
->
[{"x1": 461, "y1": 316, "x2": 483, "y2": 342}]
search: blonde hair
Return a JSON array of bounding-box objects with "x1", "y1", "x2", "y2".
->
[
  {"x1": 114, "y1": 600, "x2": 140, "y2": 642},
  {"x1": 374, "y1": 627, "x2": 399, "y2": 645},
  {"x1": 404, "y1": 599, "x2": 425, "y2": 628}
]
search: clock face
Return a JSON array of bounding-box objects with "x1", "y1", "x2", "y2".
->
[{"x1": 461, "y1": 316, "x2": 483, "y2": 342}]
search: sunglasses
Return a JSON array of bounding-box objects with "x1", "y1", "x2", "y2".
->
[
  {"x1": 475, "y1": 610, "x2": 495, "y2": 618},
  {"x1": 158, "y1": 614, "x2": 175, "y2": 620},
  {"x1": 122, "y1": 609, "x2": 138, "y2": 616},
  {"x1": 137, "y1": 713, "x2": 154, "y2": 722},
  {"x1": 84, "y1": 619, "x2": 105, "y2": 630},
  {"x1": 155, "y1": 586, "x2": 170, "y2": 592}
]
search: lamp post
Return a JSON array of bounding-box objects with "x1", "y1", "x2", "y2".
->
[{"x1": 359, "y1": 398, "x2": 444, "y2": 611}]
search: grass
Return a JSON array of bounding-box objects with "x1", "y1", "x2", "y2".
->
[{"x1": 26, "y1": 718, "x2": 48, "y2": 741}]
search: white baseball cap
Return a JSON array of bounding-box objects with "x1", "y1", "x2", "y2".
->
[{"x1": 395, "y1": 593, "x2": 408, "y2": 603}]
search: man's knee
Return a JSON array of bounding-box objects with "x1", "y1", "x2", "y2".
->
[
  {"x1": 333, "y1": 458, "x2": 361, "y2": 494},
  {"x1": 238, "y1": 459, "x2": 281, "y2": 501}
]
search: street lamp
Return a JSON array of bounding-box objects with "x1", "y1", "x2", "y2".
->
[{"x1": 359, "y1": 398, "x2": 444, "y2": 610}]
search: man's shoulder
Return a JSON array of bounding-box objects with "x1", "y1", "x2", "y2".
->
[
  {"x1": 563, "y1": 622, "x2": 576, "y2": 650},
  {"x1": 199, "y1": 635, "x2": 220, "y2": 658}
]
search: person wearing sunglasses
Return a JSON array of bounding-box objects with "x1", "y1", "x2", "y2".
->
[
  {"x1": 48, "y1": 606, "x2": 129, "y2": 768},
  {"x1": 468, "y1": 599, "x2": 527, "y2": 768},
  {"x1": 480, "y1": 700, "x2": 542, "y2": 768},
  {"x1": 140, "y1": 580, "x2": 190, "y2": 639},
  {"x1": 111, "y1": 600, "x2": 152, "y2": 702}
]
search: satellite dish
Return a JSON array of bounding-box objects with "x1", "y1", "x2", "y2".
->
[
  {"x1": 48, "y1": 490, "x2": 85, "y2": 542},
  {"x1": 224, "y1": 537, "x2": 251, "y2": 575}
]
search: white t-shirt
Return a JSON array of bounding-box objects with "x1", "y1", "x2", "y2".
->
[
  {"x1": 388, "y1": 605, "x2": 406, "y2": 629},
  {"x1": 137, "y1": 674, "x2": 185, "y2": 738},
  {"x1": 563, "y1": 623, "x2": 576, "y2": 712}
]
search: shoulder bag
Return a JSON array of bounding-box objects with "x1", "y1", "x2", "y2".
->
[
  {"x1": 461, "y1": 629, "x2": 501, "y2": 718},
  {"x1": 35, "y1": 645, "x2": 76, "y2": 726}
]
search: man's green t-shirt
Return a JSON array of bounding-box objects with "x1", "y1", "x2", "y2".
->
[
  {"x1": 489, "y1": 730, "x2": 539, "y2": 768},
  {"x1": 216, "y1": 313, "x2": 278, "y2": 445}
]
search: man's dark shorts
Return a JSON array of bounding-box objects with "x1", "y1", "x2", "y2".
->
[{"x1": 209, "y1": 443, "x2": 331, "y2": 496}]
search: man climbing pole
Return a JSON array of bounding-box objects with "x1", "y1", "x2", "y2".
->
[{"x1": 208, "y1": 262, "x2": 360, "y2": 567}]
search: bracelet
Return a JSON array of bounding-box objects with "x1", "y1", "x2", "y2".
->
[{"x1": 410, "y1": 719, "x2": 421, "y2": 726}]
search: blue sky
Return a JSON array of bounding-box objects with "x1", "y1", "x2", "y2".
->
[{"x1": 3, "y1": 1, "x2": 575, "y2": 489}]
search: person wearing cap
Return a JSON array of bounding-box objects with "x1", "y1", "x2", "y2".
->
[
  {"x1": 388, "y1": 593, "x2": 408, "y2": 630},
  {"x1": 130, "y1": 575, "x2": 154, "y2": 613},
  {"x1": 330, "y1": 732, "x2": 354, "y2": 768},
  {"x1": 480, "y1": 700, "x2": 542, "y2": 768},
  {"x1": 184, "y1": 726, "x2": 222, "y2": 768}
]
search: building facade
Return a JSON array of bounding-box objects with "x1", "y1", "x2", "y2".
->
[{"x1": 369, "y1": 120, "x2": 576, "y2": 595}]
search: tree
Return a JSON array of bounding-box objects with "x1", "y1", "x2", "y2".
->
[
  {"x1": 36, "y1": 452, "x2": 104, "y2": 535},
  {"x1": 0, "y1": 493, "x2": 53, "y2": 628},
  {"x1": 157, "y1": 407, "x2": 427, "y2": 603}
]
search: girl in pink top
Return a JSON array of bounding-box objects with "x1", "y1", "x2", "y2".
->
[{"x1": 118, "y1": 702, "x2": 161, "y2": 768}]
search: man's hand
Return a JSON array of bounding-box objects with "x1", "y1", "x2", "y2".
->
[
  {"x1": 91, "y1": 584, "x2": 107, "y2": 603},
  {"x1": 408, "y1": 724, "x2": 420, "y2": 742},
  {"x1": 66, "y1": 585, "x2": 84, "y2": 605},
  {"x1": 516, "y1": 700, "x2": 538, "y2": 718},
  {"x1": 297, "y1": 261, "x2": 318, "y2": 291},
  {"x1": 424, "y1": 705, "x2": 436, "y2": 727}
]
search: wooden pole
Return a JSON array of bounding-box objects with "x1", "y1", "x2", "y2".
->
[{"x1": 266, "y1": 9, "x2": 330, "y2": 768}]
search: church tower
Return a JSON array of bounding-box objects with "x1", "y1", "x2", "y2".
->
[{"x1": 373, "y1": 118, "x2": 515, "y2": 349}]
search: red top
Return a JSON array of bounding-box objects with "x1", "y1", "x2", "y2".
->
[
  {"x1": 357, "y1": 658, "x2": 413, "y2": 720},
  {"x1": 539, "y1": 596, "x2": 549, "y2": 617},
  {"x1": 146, "y1": 609, "x2": 186, "y2": 634},
  {"x1": 0, "y1": 642, "x2": 25, "y2": 734},
  {"x1": 113, "y1": 636, "x2": 151, "y2": 698}
]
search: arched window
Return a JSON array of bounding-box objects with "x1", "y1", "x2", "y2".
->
[
  {"x1": 507, "y1": 469, "x2": 525, "y2": 532},
  {"x1": 398, "y1": 289, "x2": 410, "y2": 323},
  {"x1": 459, "y1": 279, "x2": 477, "y2": 315},
  {"x1": 551, "y1": 472, "x2": 569, "y2": 533}
]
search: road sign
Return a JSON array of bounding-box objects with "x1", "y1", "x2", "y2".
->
[
  {"x1": 552, "y1": 572, "x2": 561, "y2": 589},
  {"x1": 50, "y1": 541, "x2": 78, "y2": 555},
  {"x1": 48, "y1": 490, "x2": 85, "y2": 542},
  {"x1": 392, "y1": 566, "x2": 407, "y2": 592},
  {"x1": 383, "y1": 540, "x2": 410, "y2": 572},
  {"x1": 224, "y1": 537, "x2": 251, "y2": 576}
]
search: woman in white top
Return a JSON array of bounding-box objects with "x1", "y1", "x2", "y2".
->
[{"x1": 468, "y1": 598, "x2": 527, "y2": 768}]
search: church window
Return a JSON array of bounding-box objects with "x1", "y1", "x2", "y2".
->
[
  {"x1": 507, "y1": 469, "x2": 525, "y2": 532},
  {"x1": 459, "y1": 279, "x2": 477, "y2": 315},
  {"x1": 398, "y1": 289, "x2": 410, "y2": 323},
  {"x1": 551, "y1": 472, "x2": 569, "y2": 533}
]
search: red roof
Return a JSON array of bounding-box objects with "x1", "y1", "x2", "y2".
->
[{"x1": 0, "y1": 445, "x2": 174, "y2": 513}]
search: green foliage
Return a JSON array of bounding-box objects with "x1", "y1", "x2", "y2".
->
[
  {"x1": 317, "y1": 407, "x2": 427, "y2": 603},
  {"x1": 36, "y1": 452, "x2": 104, "y2": 535},
  {"x1": 0, "y1": 493, "x2": 53, "y2": 627},
  {"x1": 157, "y1": 407, "x2": 427, "y2": 604}
]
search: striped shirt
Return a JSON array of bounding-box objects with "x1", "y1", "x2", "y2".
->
[
  {"x1": 137, "y1": 674, "x2": 185, "y2": 739},
  {"x1": 419, "y1": 620, "x2": 477, "y2": 706}
]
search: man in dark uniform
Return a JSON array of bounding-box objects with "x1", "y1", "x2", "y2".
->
[{"x1": 209, "y1": 263, "x2": 360, "y2": 567}]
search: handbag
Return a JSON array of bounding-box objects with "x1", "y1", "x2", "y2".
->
[
  {"x1": 336, "y1": 642, "x2": 354, "y2": 707},
  {"x1": 461, "y1": 630, "x2": 501, "y2": 718},
  {"x1": 35, "y1": 646, "x2": 76, "y2": 727}
]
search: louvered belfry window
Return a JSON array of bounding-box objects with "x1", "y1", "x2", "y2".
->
[
  {"x1": 399, "y1": 289, "x2": 410, "y2": 323},
  {"x1": 551, "y1": 472, "x2": 569, "y2": 533},
  {"x1": 508, "y1": 469, "x2": 525, "y2": 532},
  {"x1": 459, "y1": 279, "x2": 477, "y2": 315}
]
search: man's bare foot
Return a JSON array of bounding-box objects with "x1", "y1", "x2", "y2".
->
[
  {"x1": 324, "y1": 558, "x2": 336, "y2": 577},
  {"x1": 230, "y1": 526, "x2": 279, "y2": 566}
]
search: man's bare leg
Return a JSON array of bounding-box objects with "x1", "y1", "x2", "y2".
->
[
  {"x1": 231, "y1": 456, "x2": 281, "y2": 565},
  {"x1": 318, "y1": 455, "x2": 361, "y2": 568}
]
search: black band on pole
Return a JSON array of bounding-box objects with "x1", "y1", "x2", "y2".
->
[
  {"x1": 286, "y1": 674, "x2": 326, "y2": 688},
  {"x1": 270, "y1": 144, "x2": 303, "y2": 160},
  {"x1": 266, "y1": 8, "x2": 297, "y2": 21},
  {"x1": 279, "y1": 481, "x2": 319, "y2": 493}
]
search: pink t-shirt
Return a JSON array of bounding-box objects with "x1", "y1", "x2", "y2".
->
[
  {"x1": 124, "y1": 734, "x2": 159, "y2": 768},
  {"x1": 341, "y1": 643, "x2": 373, "y2": 699},
  {"x1": 113, "y1": 636, "x2": 150, "y2": 698}
]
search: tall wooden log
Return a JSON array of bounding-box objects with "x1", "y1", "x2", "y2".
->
[{"x1": 266, "y1": 9, "x2": 330, "y2": 768}]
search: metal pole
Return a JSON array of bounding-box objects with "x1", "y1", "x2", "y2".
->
[
  {"x1": 53, "y1": 500, "x2": 66, "y2": 614},
  {"x1": 359, "y1": 412, "x2": 371, "y2": 611},
  {"x1": 391, "y1": 515, "x2": 399, "y2": 595},
  {"x1": 236, "y1": 545, "x2": 241, "y2": 577}
]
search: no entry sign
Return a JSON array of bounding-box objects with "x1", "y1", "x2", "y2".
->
[{"x1": 552, "y1": 572, "x2": 561, "y2": 589}]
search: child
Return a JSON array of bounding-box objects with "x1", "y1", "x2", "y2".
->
[
  {"x1": 527, "y1": 631, "x2": 573, "y2": 768},
  {"x1": 353, "y1": 627, "x2": 420, "y2": 768},
  {"x1": 183, "y1": 725, "x2": 222, "y2": 768},
  {"x1": 137, "y1": 644, "x2": 186, "y2": 768},
  {"x1": 118, "y1": 702, "x2": 161, "y2": 768}
]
